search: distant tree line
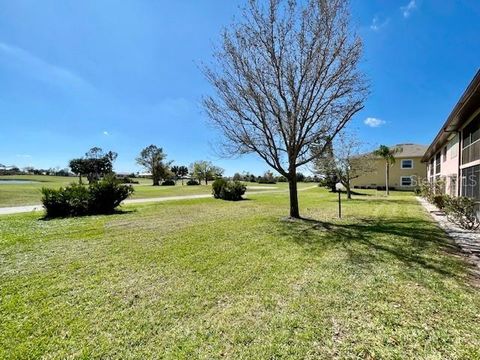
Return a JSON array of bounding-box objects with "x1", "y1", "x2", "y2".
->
[
  {"x1": 0, "y1": 164, "x2": 70, "y2": 177},
  {"x1": 231, "y1": 171, "x2": 320, "y2": 184}
]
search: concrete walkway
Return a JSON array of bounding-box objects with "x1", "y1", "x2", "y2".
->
[
  {"x1": 416, "y1": 196, "x2": 480, "y2": 278},
  {"x1": 0, "y1": 186, "x2": 318, "y2": 216}
]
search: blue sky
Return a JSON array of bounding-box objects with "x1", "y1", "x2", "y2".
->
[{"x1": 0, "y1": 0, "x2": 479, "y2": 175}]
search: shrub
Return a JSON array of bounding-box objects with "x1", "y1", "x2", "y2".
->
[
  {"x1": 212, "y1": 178, "x2": 228, "y2": 198},
  {"x1": 257, "y1": 178, "x2": 277, "y2": 184},
  {"x1": 221, "y1": 180, "x2": 247, "y2": 201},
  {"x1": 186, "y1": 179, "x2": 200, "y2": 186},
  {"x1": 117, "y1": 176, "x2": 139, "y2": 184},
  {"x1": 212, "y1": 179, "x2": 246, "y2": 201},
  {"x1": 432, "y1": 194, "x2": 447, "y2": 210},
  {"x1": 41, "y1": 177, "x2": 133, "y2": 218},
  {"x1": 161, "y1": 179, "x2": 176, "y2": 186},
  {"x1": 88, "y1": 177, "x2": 134, "y2": 214},
  {"x1": 41, "y1": 183, "x2": 90, "y2": 218},
  {"x1": 443, "y1": 196, "x2": 480, "y2": 230}
]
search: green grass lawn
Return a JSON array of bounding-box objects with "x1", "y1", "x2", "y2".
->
[
  {"x1": 1, "y1": 188, "x2": 479, "y2": 358},
  {"x1": 0, "y1": 175, "x2": 74, "y2": 207},
  {"x1": 0, "y1": 175, "x2": 309, "y2": 207}
]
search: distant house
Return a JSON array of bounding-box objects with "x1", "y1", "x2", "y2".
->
[
  {"x1": 422, "y1": 70, "x2": 480, "y2": 198},
  {"x1": 351, "y1": 143, "x2": 427, "y2": 190}
]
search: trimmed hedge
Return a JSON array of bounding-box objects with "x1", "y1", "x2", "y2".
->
[{"x1": 41, "y1": 176, "x2": 134, "y2": 218}]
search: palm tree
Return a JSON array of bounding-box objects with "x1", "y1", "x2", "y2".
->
[{"x1": 373, "y1": 145, "x2": 398, "y2": 196}]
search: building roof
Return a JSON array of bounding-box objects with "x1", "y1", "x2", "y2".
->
[
  {"x1": 389, "y1": 143, "x2": 428, "y2": 158},
  {"x1": 422, "y1": 69, "x2": 480, "y2": 162}
]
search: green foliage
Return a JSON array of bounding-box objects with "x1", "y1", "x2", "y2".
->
[
  {"x1": 296, "y1": 172, "x2": 306, "y2": 182},
  {"x1": 420, "y1": 180, "x2": 446, "y2": 203},
  {"x1": 432, "y1": 195, "x2": 447, "y2": 210},
  {"x1": 373, "y1": 145, "x2": 397, "y2": 165},
  {"x1": 88, "y1": 177, "x2": 134, "y2": 214},
  {"x1": 136, "y1": 145, "x2": 172, "y2": 186},
  {"x1": 161, "y1": 179, "x2": 176, "y2": 186},
  {"x1": 212, "y1": 178, "x2": 228, "y2": 198},
  {"x1": 69, "y1": 147, "x2": 117, "y2": 183},
  {"x1": 444, "y1": 196, "x2": 480, "y2": 230},
  {"x1": 190, "y1": 160, "x2": 224, "y2": 185},
  {"x1": 41, "y1": 177, "x2": 133, "y2": 218},
  {"x1": 257, "y1": 171, "x2": 277, "y2": 184},
  {"x1": 116, "y1": 176, "x2": 139, "y2": 184},
  {"x1": 41, "y1": 184, "x2": 90, "y2": 218},
  {"x1": 212, "y1": 179, "x2": 246, "y2": 201},
  {"x1": 186, "y1": 179, "x2": 200, "y2": 186},
  {"x1": 232, "y1": 172, "x2": 242, "y2": 181}
]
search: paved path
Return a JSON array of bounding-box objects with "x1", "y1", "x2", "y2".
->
[
  {"x1": 416, "y1": 196, "x2": 480, "y2": 279},
  {"x1": 0, "y1": 186, "x2": 318, "y2": 216}
]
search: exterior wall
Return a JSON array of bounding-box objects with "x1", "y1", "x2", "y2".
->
[
  {"x1": 351, "y1": 156, "x2": 426, "y2": 190},
  {"x1": 425, "y1": 107, "x2": 480, "y2": 198},
  {"x1": 426, "y1": 134, "x2": 460, "y2": 196}
]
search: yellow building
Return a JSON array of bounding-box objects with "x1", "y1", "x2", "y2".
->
[{"x1": 351, "y1": 144, "x2": 427, "y2": 190}]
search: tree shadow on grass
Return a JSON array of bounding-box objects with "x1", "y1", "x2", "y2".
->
[{"x1": 277, "y1": 216, "x2": 472, "y2": 286}]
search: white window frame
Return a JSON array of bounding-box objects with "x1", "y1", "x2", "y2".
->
[
  {"x1": 401, "y1": 159, "x2": 413, "y2": 169},
  {"x1": 400, "y1": 176, "x2": 413, "y2": 187}
]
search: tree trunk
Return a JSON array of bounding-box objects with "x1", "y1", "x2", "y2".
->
[
  {"x1": 385, "y1": 161, "x2": 389, "y2": 196},
  {"x1": 288, "y1": 174, "x2": 300, "y2": 219},
  {"x1": 153, "y1": 176, "x2": 160, "y2": 186},
  {"x1": 78, "y1": 175, "x2": 82, "y2": 184},
  {"x1": 205, "y1": 178, "x2": 208, "y2": 185}
]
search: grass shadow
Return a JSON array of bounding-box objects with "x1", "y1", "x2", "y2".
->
[
  {"x1": 39, "y1": 209, "x2": 136, "y2": 221},
  {"x1": 277, "y1": 215, "x2": 470, "y2": 286}
]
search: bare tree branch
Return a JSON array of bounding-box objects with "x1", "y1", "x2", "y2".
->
[{"x1": 203, "y1": 0, "x2": 368, "y2": 217}]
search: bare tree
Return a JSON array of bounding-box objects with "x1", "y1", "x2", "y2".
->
[
  {"x1": 315, "y1": 132, "x2": 374, "y2": 199},
  {"x1": 203, "y1": 0, "x2": 368, "y2": 218}
]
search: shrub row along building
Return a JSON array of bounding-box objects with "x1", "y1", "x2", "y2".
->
[{"x1": 351, "y1": 69, "x2": 480, "y2": 196}]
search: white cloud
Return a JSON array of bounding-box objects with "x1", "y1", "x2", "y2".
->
[
  {"x1": 364, "y1": 117, "x2": 386, "y2": 128},
  {"x1": 401, "y1": 0, "x2": 417, "y2": 18},
  {"x1": 370, "y1": 16, "x2": 389, "y2": 31},
  {"x1": 0, "y1": 42, "x2": 95, "y2": 92},
  {"x1": 103, "y1": 131, "x2": 110, "y2": 136}
]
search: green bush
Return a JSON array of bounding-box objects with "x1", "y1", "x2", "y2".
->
[
  {"x1": 443, "y1": 196, "x2": 480, "y2": 230},
  {"x1": 186, "y1": 179, "x2": 200, "y2": 186},
  {"x1": 432, "y1": 194, "x2": 447, "y2": 210},
  {"x1": 88, "y1": 177, "x2": 134, "y2": 214},
  {"x1": 161, "y1": 179, "x2": 175, "y2": 186},
  {"x1": 212, "y1": 179, "x2": 246, "y2": 201},
  {"x1": 117, "y1": 176, "x2": 139, "y2": 184},
  {"x1": 41, "y1": 177, "x2": 133, "y2": 218},
  {"x1": 212, "y1": 178, "x2": 228, "y2": 198},
  {"x1": 41, "y1": 183, "x2": 90, "y2": 218}
]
